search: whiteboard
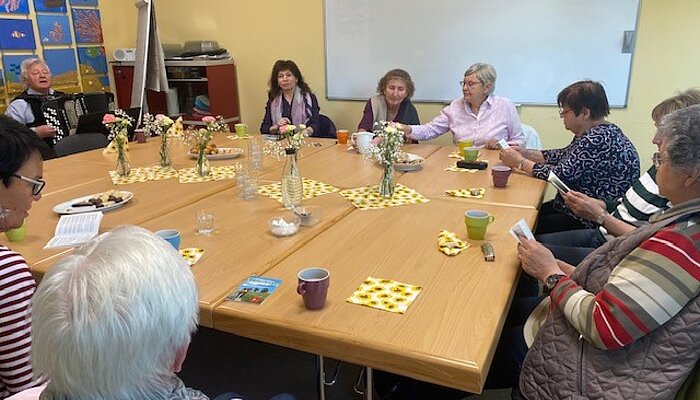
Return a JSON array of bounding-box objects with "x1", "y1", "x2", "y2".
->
[{"x1": 324, "y1": 0, "x2": 640, "y2": 106}]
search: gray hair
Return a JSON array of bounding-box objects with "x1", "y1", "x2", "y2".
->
[
  {"x1": 661, "y1": 104, "x2": 700, "y2": 176},
  {"x1": 464, "y1": 63, "x2": 497, "y2": 95},
  {"x1": 20, "y1": 58, "x2": 51, "y2": 85},
  {"x1": 31, "y1": 225, "x2": 199, "y2": 399}
]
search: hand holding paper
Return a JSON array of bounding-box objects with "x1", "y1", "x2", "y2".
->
[
  {"x1": 547, "y1": 171, "x2": 571, "y2": 194},
  {"x1": 510, "y1": 218, "x2": 535, "y2": 243}
]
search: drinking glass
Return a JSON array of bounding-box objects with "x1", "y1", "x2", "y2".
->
[{"x1": 195, "y1": 209, "x2": 215, "y2": 235}]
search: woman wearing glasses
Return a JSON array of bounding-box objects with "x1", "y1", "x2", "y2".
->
[
  {"x1": 401, "y1": 63, "x2": 525, "y2": 148},
  {"x1": 499, "y1": 80, "x2": 640, "y2": 234},
  {"x1": 0, "y1": 115, "x2": 46, "y2": 398}
]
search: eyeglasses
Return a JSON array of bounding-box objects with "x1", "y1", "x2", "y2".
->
[
  {"x1": 652, "y1": 152, "x2": 666, "y2": 168},
  {"x1": 459, "y1": 80, "x2": 482, "y2": 89},
  {"x1": 12, "y1": 174, "x2": 45, "y2": 196},
  {"x1": 559, "y1": 108, "x2": 573, "y2": 117}
]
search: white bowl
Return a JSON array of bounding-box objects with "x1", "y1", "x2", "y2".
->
[{"x1": 268, "y1": 214, "x2": 301, "y2": 237}]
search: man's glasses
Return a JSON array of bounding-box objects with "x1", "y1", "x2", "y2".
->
[
  {"x1": 459, "y1": 80, "x2": 482, "y2": 89},
  {"x1": 12, "y1": 174, "x2": 45, "y2": 196},
  {"x1": 559, "y1": 108, "x2": 573, "y2": 117},
  {"x1": 652, "y1": 152, "x2": 666, "y2": 168}
]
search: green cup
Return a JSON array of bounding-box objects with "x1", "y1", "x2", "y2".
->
[
  {"x1": 234, "y1": 123, "x2": 248, "y2": 137},
  {"x1": 5, "y1": 222, "x2": 26, "y2": 242},
  {"x1": 462, "y1": 147, "x2": 480, "y2": 162},
  {"x1": 464, "y1": 210, "x2": 495, "y2": 240},
  {"x1": 457, "y1": 139, "x2": 474, "y2": 155}
]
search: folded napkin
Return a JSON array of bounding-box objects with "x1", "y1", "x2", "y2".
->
[
  {"x1": 445, "y1": 163, "x2": 479, "y2": 173},
  {"x1": 166, "y1": 116, "x2": 184, "y2": 137},
  {"x1": 346, "y1": 276, "x2": 422, "y2": 314},
  {"x1": 437, "y1": 229, "x2": 470, "y2": 256},
  {"x1": 180, "y1": 248, "x2": 205, "y2": 266},
  {"x1": 102, "y1": 139, "x2": 130, "y2": 155},
  {"x1": 445, "y1": 188, "x2": 486, "y2": 199}
]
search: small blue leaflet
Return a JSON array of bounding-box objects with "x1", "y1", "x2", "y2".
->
[{"x1": 227, "y1": 275, "x2": 282, "y2": 305}]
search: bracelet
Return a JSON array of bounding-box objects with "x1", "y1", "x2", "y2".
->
[{"x1": 518, "y1": 158, "x2": 526, "y2": 170}]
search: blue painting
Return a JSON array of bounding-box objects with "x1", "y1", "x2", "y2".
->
[
  {"x1": 77, "y1": 46, "x2": 106, "y2": 74},
  {"x1": 37, "y1": 14, "x2": 71, "y2": 45},
  {"x1": 72, "y1": 9, "x2": 102, "y2": 43},
  {"x1": 0, "y1": 69, "x2": 6, "y2": 98},
  {"x1": 2, "y1": 54, "x2": 36, "y2": 94},
  {"x1": 34, "y1": 0, "x2": 66, "y2": 12},
  {"x1": 0, "y1": 0, "x2": 29, "y2": 14},
  {"x1": 0, "y1": 19, "x2": 35, "y2": 49},
  {"x1": 43, "y1": 48, "x2": 78, "y2": 86},
  {"x1": 69, "y1": 0, "x2": 96, "y2": 5}
]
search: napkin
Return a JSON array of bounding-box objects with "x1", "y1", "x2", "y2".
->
[
  {"x1": 445, "y1": 163, "x2": 479, "y2": 173},
  {"x1": 180, "y1": 247, "x2": 204, "y2": 266},
  {"x1": 227, "y1": 135, "x2": 249, "y2": 140},
  {"x1": 166, "y1": 116, "x2": 184, "y2": 138},
  {"x1": 437, "y1": 229, "x2": 470, "y2": 256},
  {"x1": 177, "y1": 166, "x2": 238, "y2": 183},
  {"x1": 444, "y1": 188, "x2": 486, "y2": 199},
  {"x1": 102, "y1": 138, "x2": 129, "y2": 154},
  {"x1": 346, "y1": 276, "x2": 422, "y2": 314}
]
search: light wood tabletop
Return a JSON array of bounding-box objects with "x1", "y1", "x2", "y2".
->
[
  {"x1": 398, "y1": 146, "x2": 547, "y2": 209},
  {"x1": 213, "y1": 199, "x2": 538, "y2": 393}
]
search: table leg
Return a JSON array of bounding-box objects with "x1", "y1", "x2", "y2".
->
[
  {"x1": 365, "y1": 366, "x2": 373, "y2": 400},
  {"x1": 316, "y1": 355, "x2": 326, "y2": 400}
]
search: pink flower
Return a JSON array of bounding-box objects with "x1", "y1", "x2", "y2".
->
[
  {"x1": 202, "y1": 116, "x2": 216, "y2": 123},
  {"x1": 102, "y1": 114, "x2": 116, "y2": 124},
  {"x1": 155, "y1": 114, "x2": 166, "y2": 121}
]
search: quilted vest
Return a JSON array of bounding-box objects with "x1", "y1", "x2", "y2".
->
[{"x1": 520, "y1": 199, "x2": 700, "y2": 400}]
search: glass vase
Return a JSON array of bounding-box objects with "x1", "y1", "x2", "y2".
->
[
  {"x1": 115, "y1": 135, "x2": 131, "y2": 177},
  {"x1": 379, "y1": 163, "x2": 395, "y2": 198},
  {"x1": 281, "y1": 148, "x2": 303, "y2": 209},
  {"x1": 159, "y1": 134, "x2": 171, "y2": 168},
  {"x1": 196, "y1": 146, "x2": 210, "y2": 177}
]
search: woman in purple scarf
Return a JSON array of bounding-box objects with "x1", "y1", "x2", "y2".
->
[{"x1": 260, "y1": 60, "x2": 320, "y2": 136}]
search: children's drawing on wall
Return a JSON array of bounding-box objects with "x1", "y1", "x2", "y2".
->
[
  {"x1": 37, "y1": 14, "x2": 72, "y2": 45},
  {"x1": 1, "y1": 0, "x2": 29, "y2": 14},
  {"x1": 2, "y1": 54, "x2": 36, "y2": 94},
  {"x1": 72, "y1": 8, "x2": 102, "y2": 43},
  {"x1": 43, "y1": 48, "x2": 78, "y2": 86},
  {"x1": 0, "y1": 19, "x2": 36, "y2": 49},
  {"x1": 77, "y1": 46, "x2": 106, "y2": 74},
  {"x1": 34, "y1": 0, "x2": 67, "y2": 13}
]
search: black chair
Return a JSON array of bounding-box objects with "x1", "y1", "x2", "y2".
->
[
  {"x1": 53, "y1": 133, "x2": 109, "y2": 157},
  {"x1": 313, "y1": 114, "x2": 338, "y2": 139},
  {"x1": 79, "y1": 91, "x2": 115, "y2": 113}
]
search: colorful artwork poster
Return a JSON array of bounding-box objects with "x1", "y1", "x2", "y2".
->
[
  {"x1": 77, "y1": 46, "x2": 106, "y2": 74},
  {"x1": 0, "y1": 19, "x2": 35, "y2": 49},
  {"x1": 72, "y1": 9, "x2": 102, "y2": 43},
  {"x1": 43, "y1": 48, "x2": 78, "y2": 86},
  {"x1": 0, "y1": 68, "x2": 6, "y2": 99},
  {"x1": 2, "y1": 54, "x2": 35, "y2": 94},
  {"x1": 37, "y1": 14, "x2": 71, "y2": 45},
  {"x1": 0, "y1": 0, "x2": 30, "y2": 14},
  {"x1": 69, "y1": 0, "x2": 96, "y2": 5},
  {"x1": 34, "y1": 0, "x2": 67, "y2": 13},
  {"x1": 82, "y1": 74, "x2": 109, "y2": 92}
]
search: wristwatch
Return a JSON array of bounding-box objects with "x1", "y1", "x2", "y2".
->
[
  {"x1": 595, "y1": 211, "x2": 609, "y2": 225},
  {"x1": 518, "y1": 158, "x2": 526, "y2": 170},
  {"x1": 544, "y1": 273, "x2": 566, "y2": 292}
]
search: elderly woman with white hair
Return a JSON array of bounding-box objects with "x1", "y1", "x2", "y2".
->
[
  {"x1": 5, "y1": 58, "x2": 64, "y2": 159},
  {"x1": 9, "y1": 226, "x2": 294, "y2": 400},
  {"x1": 401, "y1": 63, "x2": 525, "y2": 148}
]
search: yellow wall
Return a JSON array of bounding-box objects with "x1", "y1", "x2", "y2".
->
[{"x1": 102, "y1": 0, "x2": 699, "y2": 169}]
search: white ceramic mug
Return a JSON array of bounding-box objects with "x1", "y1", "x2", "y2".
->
[{"x1": 350, "y1": 132, "x2": 374, "y2": 154}]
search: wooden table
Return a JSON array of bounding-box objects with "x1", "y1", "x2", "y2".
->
[{"x1": 20, "y1": 137, "x2": 546, "y2": 395}]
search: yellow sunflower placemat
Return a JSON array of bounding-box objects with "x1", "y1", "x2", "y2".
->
[
  {"x1": 144, "y1": 166, "x2": 179, "y2": 181},
  {"x1": 178, "y1": 165, "x2": 238, "y2": 183},
  {"x1": 180, "y1": 248, "x2": 205, "y2": 266},
  {"x1": 346, "y1": 276, "x2": 422, "y2": 314},
  {"x1": 109, "y1": 167, "x2": 151, "y2": 185},
  {"x1": 445, "y1": 163, "x2": 480, "y2": 173},
  {"x1": 227, "y1": 135, "x2": 249, "y2": 141},
  {"x1": 257, "y1": 178, "x2": 339, "y2": 203},
  {"x1": 448, "y1": 151, "x2": 462, "y2": 159},
  {"x1": 444, "y1": 188, "x2": 486, "y2": 199},
  {"x1": 437, "y1": 229, "x2": 470, "y2": 256},
  {"x1": 339, "y1": 184, "x2": 430, "y2": 210}
]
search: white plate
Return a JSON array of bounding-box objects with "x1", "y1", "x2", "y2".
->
[
  {"x1": 53, "y1": 191, "x2": 134, "y2": 215},
  {"x1": 394, "y1": 153, "x2": 425, "y2": 171},
  {"x1": 188, "y1": 147, "x2": 244, "y2": 160}
]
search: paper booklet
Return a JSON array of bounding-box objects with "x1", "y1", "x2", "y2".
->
[
  {"x1": 227, "y1": 275, "x2": 282, "y2": 304},
  {"x1": 45, "y1": 212, "x2": 103, "y2": 249},
  {"x1": 510, "y1": 218, "x2": 535, "y2": 243},
  {"x1": 498, "y1": 138, "x2": 510, "y2": 149},
  {"x1": 547, "y1": 171, "x2": 571, "y2": 194}
]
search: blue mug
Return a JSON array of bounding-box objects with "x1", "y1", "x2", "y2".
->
[{"x1": 155, "y1": 229, "x2": 181, "y2": 250}]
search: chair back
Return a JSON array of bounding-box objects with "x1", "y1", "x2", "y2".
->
[
  {"x1": 54, "y1": 133, "x2": 109, "y2": 157},
  {"x1": 79, "y1": 91, "x2": 115, "y2": 113},
  {"x1": 522, "y1": 124, "x2": 542, "y2": 150},
  {"x1": 313, "y1": 114, "x2": 337, "y2": 138}
]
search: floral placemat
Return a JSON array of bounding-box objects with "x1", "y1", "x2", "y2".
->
[
  {"x1": 437, "y1": 229, "x2": 470, "y2": 256},
  {"x1": 227, "y1": 135, "x2": 249, "y2": 140},
  {"x1": 444, "y1": 188, "x2": 486, "y2": 199},
  {"x1": 449, "y1": 151, "x2": 462, "y2": 159},
  {"x1": 257, "y1": 178, "x2": 339, "y2": 203},
  {"x1": 145, "y1": 166, "x2": 179, "y2": 181},
  {"x1": 109, "y1": 167, "x2": 151, "y2": 185},
  {"x1": 445, "y1": 163, "x2": 480, "y2": 173},
  {"x1": 178, "y1": 166, "x2": 238, "y2": 183},
  {"x1": 347, "y1": 276, "x2": 422, "y2": 314},
  {"x1": 339, "y1": 184, "x2": 429, "y2": 210},
  {"x1": 180, "y1": 248, "x2": 205, "y2": 266}
]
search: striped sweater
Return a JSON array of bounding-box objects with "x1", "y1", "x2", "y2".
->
[
  {"x1": 0, "y1": 245, "x2": 41, "y2": 398},
  {"x1": 550, "y1": 211, "x2": 700, "y2": 350}
]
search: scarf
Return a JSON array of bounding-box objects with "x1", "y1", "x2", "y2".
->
[{"x1": 270, "y1": 86, "x2": 313, "y2": 127}]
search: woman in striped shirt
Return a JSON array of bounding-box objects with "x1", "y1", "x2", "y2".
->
[{"x1": 0, "y1": 116, "x2": 46, "y2": 398}]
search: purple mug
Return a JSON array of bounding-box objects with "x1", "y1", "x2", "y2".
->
[{"x1": 297, "y1": 267, "x2": 330, "y2": 310}]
